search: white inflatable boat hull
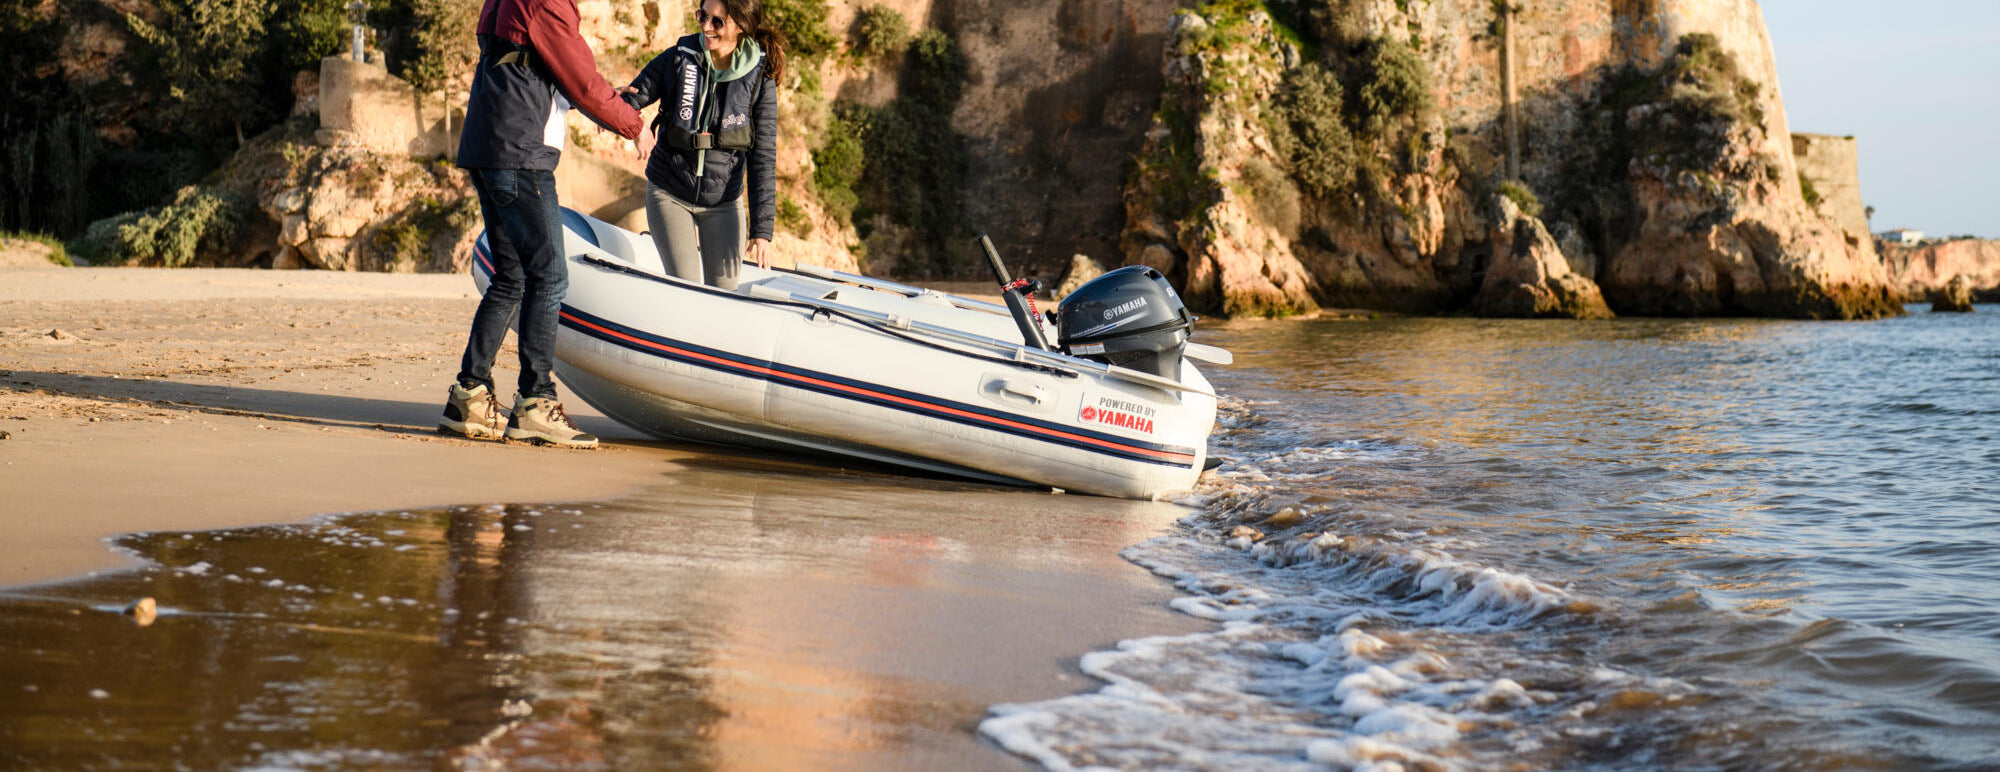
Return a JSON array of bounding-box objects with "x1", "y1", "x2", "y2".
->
[{"x1": 473, "y1": 209, "x2": 1218, "y2": 499}]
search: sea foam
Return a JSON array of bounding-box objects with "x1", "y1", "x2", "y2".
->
[{"x1": 979, "y1": 440, "x2": 1649, "y2": 771}]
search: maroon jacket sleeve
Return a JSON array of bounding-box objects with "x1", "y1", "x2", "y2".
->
[{"x1": 523, "y1": 0, "x2": 642, "y2": 139}]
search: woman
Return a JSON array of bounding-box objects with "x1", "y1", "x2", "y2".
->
[{"x1": 621, "y1": 0, "x2": 782, "y2": 289}]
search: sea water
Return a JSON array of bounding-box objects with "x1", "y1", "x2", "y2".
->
[
  {"x1": 4, "y1": 307, "x2": 1997, "y2": 770},
  {"x1": 984, "y1": 305, "x2": 2000, "y2": 770}
]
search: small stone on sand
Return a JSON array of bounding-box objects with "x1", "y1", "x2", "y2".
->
[{"x1": 124, "y1": 597, "x2": 157, "y2": 626}]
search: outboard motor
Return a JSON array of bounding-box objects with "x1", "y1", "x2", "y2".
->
[{"x1": 1056, "y1": 266, "x2": 1194, "y2": 380}]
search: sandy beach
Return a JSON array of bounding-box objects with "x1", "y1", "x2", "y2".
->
[{"x1": 0, "y1": 265, "x2": 1209, "y2": 769}]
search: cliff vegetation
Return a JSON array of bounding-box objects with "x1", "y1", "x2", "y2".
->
[
  {"x1": 15, "y1": 0, "x2": 1940, "y2": 319},
  {"x1": 2, "y1": 0, "x2": 470, "y2": 246}
]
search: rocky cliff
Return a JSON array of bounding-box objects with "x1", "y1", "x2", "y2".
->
[
  {"x1": 1119, "y1": 0, "x2": 1904, "y2": 319},
  {"x1": 60, "y1": 0, "x2": 1914, "y2": 320},
  {"x1": 1880, "y1": 239, "x2": 2000, "y2": 303},
  {"x1": 938, "y1": 0, "x2": 1181, "y2": 273}
]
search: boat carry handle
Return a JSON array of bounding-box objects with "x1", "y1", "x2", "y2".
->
[{"x1": 994, "y1": 378, "x2": 1050, "y2": 406}]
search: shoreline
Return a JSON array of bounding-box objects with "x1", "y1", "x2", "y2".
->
[
  {"x1": 0, "y1": 265, "x2": 1208, "y2": 768},
  {"x1": 0, "y1": 266, "x2": 686, "y2": 587}
]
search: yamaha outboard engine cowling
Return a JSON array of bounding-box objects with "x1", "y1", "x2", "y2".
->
[{"x1": 1056, "y1": 265, "x2": 1193, "y2": 380}]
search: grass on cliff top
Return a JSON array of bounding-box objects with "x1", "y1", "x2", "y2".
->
[
  {"x1": 1186, "y1": 0, "x2": 1311, "y2": 53},
  {"x1": 1, "y1": 231, "x2": 73, "y2": 266},
  {"x1": 1498, "y1": 180, "x2": 1543, "y2": 218}
]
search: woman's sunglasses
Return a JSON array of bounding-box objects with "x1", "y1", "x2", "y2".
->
[{"x1": 696, "y1": 9, "x2": 730, "y2": 30}]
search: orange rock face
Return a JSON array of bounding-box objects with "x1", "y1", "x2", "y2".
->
[
  {"x1": 1880, "y1": 240, "x2": 2000, "y2": 302},
  {"x1": 1116, "y1": 0, "x2": 1904, "y2": 319}
]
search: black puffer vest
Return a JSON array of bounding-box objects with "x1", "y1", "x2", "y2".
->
[{"x1": 624, "y1": 34, "x2": 778, "y2": 239}]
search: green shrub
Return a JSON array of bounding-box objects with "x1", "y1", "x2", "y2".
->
[
  {"x1": 777, "y1": 197, "x2": 812, "y2": 237},
  {"x1": 1552, "y1": 33, "x2": 1772, "y2": 270},
  {"x1": 811, "y1": 111, "x2": 865, "y2": 224},
  {"x1": 908, "y1": 29, "x2": 967, "y2": 107},
  {"x1": 373, "y1": 195, "x2": 477, "y2": 271},
  {"x1": 1497, "y1": 179, "x2": 1542, "y2": 218},
  {"x1": 1134, "y1": 101, "x2": 1206, "y2": 226},
  {"x1": 765, "y1": 0, "x2": 838, "y2": 63},
  {"x1": 269, "y1": 0, "x2": 347, "y2": 71},
  {"x1": 1241, "y1": 158, "x2": 1300, "y2": 237},
  {"x1": 1273, "y1": 63, "x2": 1358, "y2": 199},
  {"x1": 1592, "y1": 33, "x2": 1765, "y2": 175},
  {"x1": 1181, "y1": 0, "x2": 1264, "y2": 52},
  {"x1": 817, "y1": 29, "x2": 971, "y2": 276},
  {"x1": 1669, "y1": 33, "x2": 1763, "y2": 127},
  {"x1": 127, "y1": 0, "x2": 273, "y2": 144},
  {"x1": 402, "y1": 0, "x2": 477, "y2": 93},
  {"x1": 68, "y1": 186, "x2": 245, "y2": 267},
  {"x1": 851, "y1": 4, "x2": 910, "y2": 59},
  {"x1": 1352, "y1": 36, "x2": 1433, "y2": 137},
  {"x1": 67, "y1": 213, "x2": 141, "y2": 267}
]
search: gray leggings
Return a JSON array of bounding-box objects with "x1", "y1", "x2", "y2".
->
[{"x1": 644, "y1": 183, "x2": 744, "y2": 290}]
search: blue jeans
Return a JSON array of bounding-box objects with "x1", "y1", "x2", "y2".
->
[{"x1": 457, "y1": 167, "x2": 566, "y2": 400}]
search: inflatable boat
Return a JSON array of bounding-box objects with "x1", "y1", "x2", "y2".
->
[{"x1": 472, "y1": 208, "x2": 1229, "y2": 499}]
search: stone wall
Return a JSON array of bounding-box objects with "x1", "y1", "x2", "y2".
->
[
  {"x1": 1792, "y1": 132, "x2": 1871, "y2": 252},
  {"x1": 314, "y1": 56, "x2": 456, "y2": 158}
]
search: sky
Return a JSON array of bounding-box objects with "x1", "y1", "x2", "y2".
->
[{"x1": 1761, "y1": 0, "x2": 2000, "y2": 238}]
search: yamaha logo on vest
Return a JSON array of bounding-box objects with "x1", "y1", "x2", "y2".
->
[{"x1": 677, "y1": 59, "x2": 699, "y2": 125}]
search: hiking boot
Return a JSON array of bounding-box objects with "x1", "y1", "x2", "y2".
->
[
  {"x1": 505, "y1": 396, "x2": 598, "y2": 449},
  {"x1": 438, "y1": 382, "x2": 504, "y2": 440}
]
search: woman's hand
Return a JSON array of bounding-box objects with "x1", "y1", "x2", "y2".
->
[{"x1": 746, "y1": 238, "x2": 772, "y2": 270}]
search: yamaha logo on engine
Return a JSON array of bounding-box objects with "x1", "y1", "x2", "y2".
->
[{"x1": 1102, "y1": 296, "x2": 1149, "y2": 321}]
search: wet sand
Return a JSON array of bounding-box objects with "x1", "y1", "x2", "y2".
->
[{"x1": 0, "y1": 266, "x2": 1209, "y2": 769}]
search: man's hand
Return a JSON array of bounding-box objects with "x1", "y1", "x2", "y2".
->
[
  {"x1": 614, "y1": 86, "x2": 651, "y2": 160},
  {"x1": 746, "y1": 238, "x2": 772, "y2": 270}
]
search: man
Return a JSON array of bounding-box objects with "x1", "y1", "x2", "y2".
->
[{"x1": 440, "y1": 0, "x2": 642, "y2": 448}]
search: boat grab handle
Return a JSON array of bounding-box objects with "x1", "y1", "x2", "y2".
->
[{"x1": 995, "y1": 378, "x2": 1049, "y2": 405}]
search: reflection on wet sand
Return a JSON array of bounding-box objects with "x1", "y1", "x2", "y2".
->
[{"x1": 0, "y1": 459, "x2": 1205, "y2": 770}]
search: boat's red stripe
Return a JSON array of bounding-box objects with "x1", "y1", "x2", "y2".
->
[{"x1": 559, "y1": 311, "x2": 1196, "y2": 463}]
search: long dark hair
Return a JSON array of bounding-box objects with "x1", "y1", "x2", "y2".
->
[{"x1": 711, "y1": 0, "x2": 787, "y2": 82}]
